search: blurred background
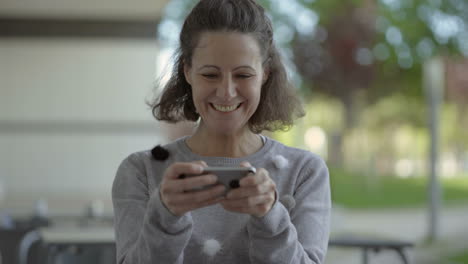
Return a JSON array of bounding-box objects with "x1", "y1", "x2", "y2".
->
[{"x1": 1, "y1": 0, "x2": 467, "y2": 263}]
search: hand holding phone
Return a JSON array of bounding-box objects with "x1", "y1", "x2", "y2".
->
[
  {"x1": 179, "y1": 166, "x2": 256, "y2": 192},
  {"x1": 160, "y1": 161, "x2": 226, "y2": 216}
]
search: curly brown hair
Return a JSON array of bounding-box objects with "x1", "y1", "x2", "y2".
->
[{"x1": 150, "y1": 0, "x2": 304, "y2": 133}]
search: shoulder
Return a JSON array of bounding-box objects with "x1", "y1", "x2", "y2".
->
[
  {"x1": 117, "y1": 137, "x2": 186, "y2": 170},
  {"x1": 266, "y1": 137, "x2": 326, "y2": 168},
  {"x1": 265, "y1": 137, "x2": 329, "y2": 185},
  {"x1": 113, "y1": 151, "x2": 151, "y2": 192},
  {"x1": 117, "y1": 151, "x2": 150, "y2": 173},
  {"x1": 115, "y1": 138, "x2": 185, "y2": 180},
  {"x1": 112, "y1": 138, "x2": 186, "y2": 194}
]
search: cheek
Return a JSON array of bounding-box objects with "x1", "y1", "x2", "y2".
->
[
  {"x1": 247, "y1": 81, "x2": 262, "y2": 103},
  {"x1": 191, "y1": 82, "x2": 213, "y2": 106}
]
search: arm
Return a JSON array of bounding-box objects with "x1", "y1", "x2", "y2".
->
[
  {"x1": 111, "y1": 154, "x2": 193, "y2": 264},
  {"x1": 247, "y1": 158, "x2": 331, "y2": 264}
]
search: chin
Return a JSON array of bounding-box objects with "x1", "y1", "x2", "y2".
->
[{"x1": 208, "y1": 122, "x2": 246, "y2": 136}]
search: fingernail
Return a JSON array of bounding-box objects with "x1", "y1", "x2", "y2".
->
[
  {"x1": 195, "y1": 165, "x2": 204, "y2": 172},
  {"x1": 210, "y1": 175, "x2": 218, "y2": 183},
  {"x1": 240, "y1": 161, "x2": 250, "y2": 167}
]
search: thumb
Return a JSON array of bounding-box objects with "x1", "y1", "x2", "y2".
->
[
  {"x1": 193, "y1": 160, "x2": 208, "y2": 167},
  {"x1": 239, "y1": 161, "x2": 252, "y2": 168}
]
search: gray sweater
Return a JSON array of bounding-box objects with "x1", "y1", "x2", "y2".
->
[{"x1": 112, "y1": 136, "x2": 331, "y2": 264}]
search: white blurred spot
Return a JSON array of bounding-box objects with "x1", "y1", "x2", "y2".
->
[
  {"x1": 395, "y1": 159, "x2": 415, "y2": 178},
  {"x1": 416, "y1": 38, "x2": 435, "y2": 59},
  {"x1": 441, "y1": 153, "x2": 459, "y2": 178},
  {"x1": 304, "y1": 127, "x2": 327, "y2": 158},
  {"x1": 355, "y1": 48, "x2": 374, "y2": 66},
  {"x1": 34, "y1": 199, "x2": 49, "y2": 218},
  {"x1": 429, "y1": 11, "x2": 463, "y2": 43},
  {"x1": 275, "y1": 22, "x2": 294, "y2": 44},
  {"x1": 158, "y1": 19, "x2": 180, "y2": 44},
  {"x1": 386, "y1": 26, "x2": 403, "y2": 46},
  {"x1": 203, "y1": 239, "x2": 222, "y2": 257},
  {"x1": 296, "y1": 9, "x2": 319, "y2": 36},
  {"x1": 273, "y1": 155, "x2": 289, "y2": 169},
  {"x1": 88, "y1": 199, "x2": 105, "y2": 218},
  {"x1": 155, "y1": 48, "x2": 175, "y2": 88}
]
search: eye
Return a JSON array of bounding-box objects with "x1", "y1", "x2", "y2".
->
[
  {"x1": 201, "y1": 74, "x2": 218, "y2": 79},
  {"x1": 236, "y1": 74, "x2": 253, "y2": 79}
]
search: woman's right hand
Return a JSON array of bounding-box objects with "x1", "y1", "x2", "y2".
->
[{"x1": 160, "y1": 161, "x2": 226, "y2": 216}]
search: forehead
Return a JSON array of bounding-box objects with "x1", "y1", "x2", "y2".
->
[{"x1": 191, "y1": 31, "x2": 263, "y2": 68}]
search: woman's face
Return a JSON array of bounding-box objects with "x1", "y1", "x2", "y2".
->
[{"x1": 184, "y1": 31, "x2": 267, "y2": 136}]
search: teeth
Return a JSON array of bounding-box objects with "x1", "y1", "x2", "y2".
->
[{"x1": 212, "y1": 104, "x2": 239, "y2": 112}]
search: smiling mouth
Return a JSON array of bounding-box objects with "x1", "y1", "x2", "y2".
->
[{"x1": 211, "y1": 103, "x2": 242, "y2": 112}]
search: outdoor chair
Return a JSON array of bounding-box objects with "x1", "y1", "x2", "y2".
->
[{"x1": 329, "y1": 235, "x2": 414, "y2": 264}]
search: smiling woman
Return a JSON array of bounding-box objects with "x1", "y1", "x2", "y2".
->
[
  {"x1": 112, "y1": 0, "x2": 331, "y2": 263},
  {"x1": 152, "y1": 1, "x2": 304, "y2": 134},
  {"x1": 184, "y1": 32, "x2": 265, "y2": 142}
]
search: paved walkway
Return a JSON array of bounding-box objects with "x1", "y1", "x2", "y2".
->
[{"x1": 326, "y1": 204, "x2": 468, "y2": 264}]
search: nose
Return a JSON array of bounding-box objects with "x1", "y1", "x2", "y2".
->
[{"x1": 216, "y1": 74, "x2": 237, "y2": 100}]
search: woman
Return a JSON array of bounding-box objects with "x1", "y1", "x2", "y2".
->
[{"x1": 112, "y1": 0, "x2": 331, "y2": 263}]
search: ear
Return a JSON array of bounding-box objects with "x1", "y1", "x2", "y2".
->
[
  {"x1": 184, "y1": 62, "x2": 193, "y2": 85},
  {"x1": 262, "y1": 67, "x2": 270, "y2": 85}
]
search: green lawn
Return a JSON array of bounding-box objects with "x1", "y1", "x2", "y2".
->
[
  {"x1": 448, "y1": 249, "x2": 468, "y2": 264},
  {"x1": 329, "y1": 167, "x2": 468, "y2": 209}
]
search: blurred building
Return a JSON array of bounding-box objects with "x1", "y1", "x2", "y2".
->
[{"x1": 0, "y1": 0, "x2": 170, "y2": 218}]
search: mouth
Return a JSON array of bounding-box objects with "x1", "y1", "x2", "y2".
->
[{"x1": 211, "y1": 103, "x2": 242, "y2": 113}]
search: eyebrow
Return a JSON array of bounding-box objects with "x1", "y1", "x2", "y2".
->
[{"x1": 197, "y1": 65, "x2": 256, "y2": 71}]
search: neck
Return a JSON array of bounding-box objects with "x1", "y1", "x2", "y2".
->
[{"x1": 186, "y1": 124, "x2": 263, "y2": 158}]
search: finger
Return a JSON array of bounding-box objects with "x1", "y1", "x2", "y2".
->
[
  {"x1": 171, "y1": 174, "x2": 218, "y2": 193},
  {"x1": 194, "y1": 160, "x2": 208, "y2": 167},
  {"x1": 240, "y1": 168, "x2": 268, "y2": 187},
  {"x1": 239, "y1": 161, "x2": 252, "y2": 168},
  {"x1": 170, "y1": 184, "x2": 226, "y2": 205},
  {"x1": 226, "y1": 184, "x2": 269, "y2": 199},
  {"x1": 222, "y1": 193, "x2": 274, "y2": 208},
  {"x1": 165, "y1": 162, "x2": 205, "y2": 180},
  {"x1": 221, "y1": 197, "x2": 274, "y2": 217},
  {"x1": 220, "y1": 203, "x2": 251, "y2": 214},
  {"x1": 177, "y1": 195, "x2": 225, "y2": 214}
]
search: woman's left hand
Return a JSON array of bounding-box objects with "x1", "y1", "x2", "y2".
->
[{"x1": 220, "y1": 162, "x2": 276, "y2": 218}]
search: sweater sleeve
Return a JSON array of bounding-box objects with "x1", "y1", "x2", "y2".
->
[
  {"x1": 111, "y1": 154, "x2": 193, "y2": 264},
  {"x1": 246, "y1": 157, "x2": 331, "y2": 264}
]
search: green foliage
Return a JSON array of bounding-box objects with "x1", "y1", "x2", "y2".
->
[
  {"x1": 273, "y1": 95, "x2": 344, "y2": 147},
  {"x1": 299, "y1": 0, "x2": 363, "y2": 25},
  {"x1": 448, "y1": 249, "x2": 468, "y2": 264},
  {"x1": 329, "y1": 167, "x2": 468, "y2": 209},
  {"x1": 371, "y1": 62, "x2": 425, "y2": 99},
  {"x1": 303, "y1": 95, "x2": 344, "y2": 131},
  {"x1": 362, "y1": 94, "x2": 427, "y2": 129},
  {"x1": 441, "y1": 104, "x2": 468, "y2": 151}
]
